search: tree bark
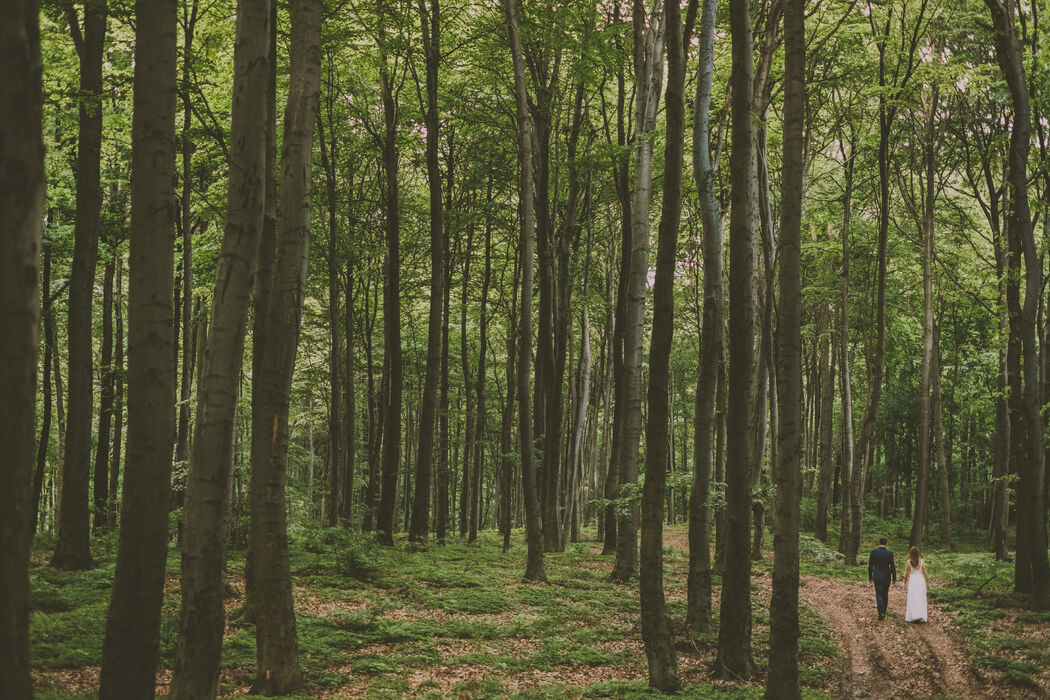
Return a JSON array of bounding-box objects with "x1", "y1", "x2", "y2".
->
[
  {"x1": 376, "y1": 28, "x2": 404, "y2": 546},
  {"x1": 168, "y1": 1, "x2": 271, "y2": 695},
  {"x1": 985, "y1": 0, "x2": 1050, "y2": 609},
  {"x1": 99, "y1": 0, "x2": 178, "y2": 694},
  {"x1": 108, "y1": 261, "x2": 124, "y2": 528},
  {"x1": 932, "y1": 324, "x2": 950, "y2": 549},
  {"x1": 640, "y1": 0, "x2": 679, "y2": 687},
  {"x1": 767, "y1": 0, "x2": 804, "y2": 693},
  {"x1": 687, "y1": 0, "x2": 721, "y2": 637},
  {"x1": 408, "y1": 0, "x2": 444, "y2": 545},
  {"x1": 93, "y1": 256, "x2": 115, "y2": 533},
  {"x1": 34, "y1": 244, "x2": 55, "y2": 536},
  {"x1": 248, "y1": 0, "x2": 321, "y2": 690},
  {"x1": 613, "y1": 0, "x2": 664, "y2": 584},
  {"x1": 503, "y1": 0, "x2": 545, "y2": 581},
  {"x1": 319, "y1": 107, "x2": 341, "y2": 527},
  {"x1": 470, "y1": 206, "x2": 492, "y2": 544},
  {"x1": 52, "y1": 1, "x2": 106, "y2": 571},
  {"x1": 715, "y1": 0, "x2": 757, "y2": 678},
  {"x1": 0, "y1": 1, "x2": 44, "y2": 692},
  {"x1": 174, "y1": 0, "x2": 200, "y2": 474},
  {"x1": 501, "y1": 249, "x2": 520, "y2": 553},
  {"x1": 991, "y1": 234, "x2": 1011, "y2": 560}
]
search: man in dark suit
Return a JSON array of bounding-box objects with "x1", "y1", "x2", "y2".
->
[{"x1": 868, "y1": 537, "x2": 896, "y2": 620}]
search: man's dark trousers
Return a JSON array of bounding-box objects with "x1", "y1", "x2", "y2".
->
[
  {"x1": 868, "y1": 545, "x2": 896, "y2": 618},
  {"x1": 873, "y1": 579, "x2": 890, "y2": 616}
]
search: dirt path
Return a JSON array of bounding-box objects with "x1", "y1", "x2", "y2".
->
[{"x1": 800, "y1": 575, "x2": 992, "y2": 698}]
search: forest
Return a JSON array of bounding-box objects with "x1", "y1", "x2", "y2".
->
[{"x1": 3, "y1": 0, "x2": 1050, "y2": 697}]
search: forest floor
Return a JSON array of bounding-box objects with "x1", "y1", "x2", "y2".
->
[{"x1": 27, "y1": 524, "x2": 1050, "y2": 699}]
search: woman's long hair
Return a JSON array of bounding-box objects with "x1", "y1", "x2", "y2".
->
[{"x1": 909, "y1": 546, "x2": 920, "y2": 568}]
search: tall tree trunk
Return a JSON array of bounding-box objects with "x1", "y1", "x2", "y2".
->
[
  {"x1": 470, "y1": 208, "x2": 492, "y2": 544},
  {"x1": 344, "y1": 249, "x2": 357, "y2": 521},
  {"x1": 362, "y1": 276, "x2": 382, "y2": 531},
  {"x1": 687, "y1": 0, "x2": 721, "y2": 636},
  {"x1": 34, "y1": 245, "x2": 55, "y2": 535},
  {"x1": 409, "y1": 0, "x2": 444, "y2": 545},
  {"x1": 174, "y1": 0, "x2": 199, "y2": 472},
  {"x1": 108, "y1": 262, "x2": 125, "y2": 528},
  {"x1": 99, "y1": 0, "x2": 178, "y2": 694},
  {"x1": 603, "y1": 7, "x2": 630, "y2": 556},
  {"x1": 501, "y1": 250, "x2": 520, "y2": 553},
  {"x1": 932, "y1": 323, "x2": 950, "y2": 549},
  {"x1": 168, "y1": 1, "x2": 271, "y2": 695},
  {"x1": 814, "y1": 229, "x2": 836, "y2": 542},
  {"x1": 991, "y1": 235, "x2": 1011, "y2": 560},
  {"x1": 640, "y1": 0, "x2": 679, "y2": 687},
  {"x1": 319, "y1": 109, "x2": 341, "y2": 527},
  {"x1": 459, "y1": 231, "x2": 474, "y2": 539},
  {"x1": 52, "y1": 1, "x2": 106, "y2": 571},
  {"x1": 715, "y1": 0, "x2": 756, "y2": 678},
  {"x1": 985, "y1": 0, "x2": 1050, "y2": 609},
  {"x1": 0, "y1": 1, "x2": 44, "y2": 691},
  {"x1": 910, "y1": 85, "x2": 940, "y2": 549},
  {"x1": 249, "y1": 0, "x2": 321, "y2": 690},
  {"x1": 613, "y1": 0, "x2": 664, "y2": 584},
  {"x1": 767, "y1": 0, "x2": 804, "y2": 692},
  {"x1": 436, "y1": 232, "x2": 452, "y2": 543},
  {"x1": 503, "y1": 0, "x2": 545, "y2": 581},
  {"x1": 376, "y1": 36, "x2": 404, "y2": 546},
  {"x1": 93, "y1": 257, "x2": 115, "y2": 532},
  {"x1": 459, "y1": 229, "x2": 476, "y2": 537}
]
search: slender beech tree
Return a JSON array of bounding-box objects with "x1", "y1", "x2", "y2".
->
[
  {"x1": 910, "y1": 83, "x2": 941, "y2": 548},
  {"x1": 174, "y1": 0, "x2": 201, "y2": 472},
  {"x1": 716, "y1": 0, "x2": 757, "y2": 678},
  {"x1": 52, "y1": 0, "x2": 107, "y2": 571},
  {"x1": 767, "y1": 0, "x2": 804, "y2": 693},
  {"x1": 33, "y1": 245, "x2": 55, "y2": 535},
  {"x1": 687, "y1": 0, "x2": 721, "y2": 636},
  {"x1": 846, "y1": 0, "x2": 927, "y2": 565},
  {"x1": 984, "y1": 0, "x2": 1050, "y2": 609},
  {"x1": 108, "y1": 262, "x2": 124, "y2": 528},
  {"x1": 318, "y1": 84, "x2": 341, "y2": 525},
  {"x1": 0, "y1": 2, "x2": 43, "y2": 694},
  {"x1": 98, "y1": 1, "x2": 178, "y2": 695},
  {"x1": 375, "y1": 13, "x2": 404, "y2": 546},
  {"x1": 639, "y1": 0, "x2": 682, "y2": 687},
  {"x1": 249, "y1": 0, "x2": 322, "y2": 690},
  {"x1": 409, "y1": 0, "x2": 444, "y2": 545},
  {"x1": 168, "y1": 2, "x2": 271, "y2": 695},
  {"x1": 613, "y1": 0, "x2": 664, "y2": 583},
  {"x1": 504, "y1": 0, "x2": 545, "y2": 582},
  {"x1": 92, "y1": 255, "x2": 115, "y2": 532}
]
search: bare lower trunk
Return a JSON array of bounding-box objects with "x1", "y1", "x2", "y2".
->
[
  {"x1": 767, "y1": 0, "x2": 805, "y2": 692},
  {"x1": 99, "y1": 1, "x2": 178, "y2": 694},
  {"x1": 168, "y1": 2, "x2": 271, "y2": 695},
  {"x1": 715, "y1": 0, "x2": 756, "y2": 678},
  {"x1": 0, "y1": 4, "x2": 44, "y2": 691},
  {"x1": 409, "y1": 0, "x2": 443, "y2": 545},
  {"x1": 686, "y1": 0, "x2": 721, "y2": 637},
  {"x1": 249, "y1": 0, "x2": 321, "y2": 690},
  {"x1": 640, "y1": 0, "x2": 679, "y2": 688},
  {"x1": 53, "y1": 2, "x2": 106, "y2": 572},
  {"x1": 613, "y1": 0, "x2": 664, "y2": 584},
  {"x1": 503, "y1": 0, "x2": 545, "y2": 581}
]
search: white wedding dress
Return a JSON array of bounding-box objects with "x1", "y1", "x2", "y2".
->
[{"x1": 905, "y1": 559, "x2": 928, "y2": 622}]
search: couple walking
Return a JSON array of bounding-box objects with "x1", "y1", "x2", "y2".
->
[{"x1": 868, "y1": 537, "x2": 928, "y2": 622}]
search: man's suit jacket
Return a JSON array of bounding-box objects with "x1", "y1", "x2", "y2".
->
[{"x1": 868, "y1": 546, "x2": 896, "y2": 582}]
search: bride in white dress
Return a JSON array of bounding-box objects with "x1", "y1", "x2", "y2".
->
[{"x1": 904, "y1": 546, "x2": 928, "y2": 622}]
